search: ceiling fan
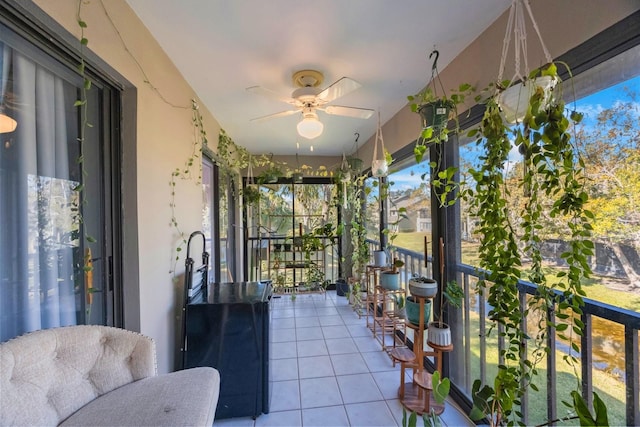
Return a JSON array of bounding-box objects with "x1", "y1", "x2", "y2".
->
[{"x1": 246, "y1": 70, "x2": 374, "y2": 139}]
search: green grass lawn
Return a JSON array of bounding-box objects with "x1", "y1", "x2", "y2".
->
[{"x1": 465, "y1": 310, "x2": 628, "y2": 426}]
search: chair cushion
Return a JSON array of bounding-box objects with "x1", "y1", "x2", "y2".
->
[
  {"x1": 59, "y1": 367, "x2": 220, "y2": 427},
  {"x1": 0, "y1": 325, "x2": 156, "y2": 426}
]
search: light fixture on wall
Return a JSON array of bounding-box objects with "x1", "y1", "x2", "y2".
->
[
  {"x1": 296, "y1": 108, "x2": 323, "y2": 140},
  {"x1": 0, "y1": 113, "x2": 17, "y2": 133}
]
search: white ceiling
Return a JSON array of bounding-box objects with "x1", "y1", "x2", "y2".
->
[{"x1": 126, "y1": 0, "x2": 512, "y2": 156}]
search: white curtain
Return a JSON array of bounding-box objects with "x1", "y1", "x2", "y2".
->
[{"x1": 1, "y1": 42, "x2": 78, "y2": 342}]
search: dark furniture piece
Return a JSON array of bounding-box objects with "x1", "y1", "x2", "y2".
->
[{"x1": 184, "y1": 281, "x2": 271, "y2": 420}]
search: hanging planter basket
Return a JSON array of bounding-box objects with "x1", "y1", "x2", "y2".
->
[
  {"x1": 347, "y1": 157, "x2": 363, "y2": 173},
  {"x1": 497, "y1": 75, "x2": 557, "y2": 124},
  {"x1": 292, "y1": 172, "x2": 303, "y2": 183},
  {"x1": 258, "y1": 170, "x2": 280, "y2": 184},
  {"x1": 371, "y1": 111, "x2": 389, "y2": 177},
  {"x1": 418, "y1": 99, "x2": 452, "y2": 130},
  {"x1": 243, "y1": 186, "x2": 261, "y2": 206},
  {"x1": 371, "y1": 160, "x2": 388, "y2": 178},
  {"x1": 493, "y1": 0, "x2": 556, "y2": 124}
]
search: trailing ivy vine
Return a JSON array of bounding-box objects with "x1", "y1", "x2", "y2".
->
[
  {"x1": 75, "y1": 1, "x2": 96, "y2": 250},
  {"x1": 467, "y1": 63, "x2": 594, "y2": 426},
  {"x1": 169, "y1": 100, "x2": 205, "y2": 277},
  {"x1": 74, "y1": 1, "x2": 99, "y2": 320}
]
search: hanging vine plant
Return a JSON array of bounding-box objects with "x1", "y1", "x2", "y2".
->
[
  {"x1": 75, "y1": 3, "x2": 96, "y2": 250},
  {"x1": 467, "y1": 61, "x2": 597, "y2": 426},
  {"x1": 407, "y1": 49, "x2": 472, "y2": 207},
  {"x1": 169, "y1": 99, "x2": 205, "y2": 277},
  {"x1": 462, "y1": 1, "x2": 600, "y2": 424},
  {"x1": 74, "y1": 1, "x2": 100, "y2": 319}
]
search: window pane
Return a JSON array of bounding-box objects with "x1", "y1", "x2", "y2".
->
[
  {"x1": 218, "y1": 172, "x2": 232, "y2": 281},
  {"x1": 384, "y1": 160, "x2": 433, "y2": 278},
  {"x1": 457, "y1": 44, "x2": 640, "y2": 424},
  {"x1": 0, "y1": 39, "x2": 106, "y2": 341},
  {"x1": 365, "y1": 177, "x2": 380, "y2": 242},
  {"x1": 201, "y1": 160, "x2": 214, "y2": 277}
]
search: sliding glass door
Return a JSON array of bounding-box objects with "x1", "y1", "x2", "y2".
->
[{"x1": 0, "y1": 20, "x2": 119, "y2": 341}]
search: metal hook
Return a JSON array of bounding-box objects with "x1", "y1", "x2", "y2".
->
[
  {"x1": 354, "y1": 132, "x2": 360, "y2": 143},
  {"x1": 429, "y1": 49, "x2": 440, "y2": 72}
]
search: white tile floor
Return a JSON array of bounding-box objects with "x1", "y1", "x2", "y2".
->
[{"x1": 213, "y1": 291, "x2": 474, "y2": 427}]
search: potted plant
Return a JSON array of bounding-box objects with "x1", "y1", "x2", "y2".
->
[
  {"x1": 257, "y1": 163, "x2": 283, "y2": 184},
  {"x1": 407, "y1": 50, "x2": 472, "y2": 208},
  {"x1": 402, "y1": 370, "x2": 450, "y2": 427},
  {"x1": 242, "y1": 185, "x2": 261, "y2": 207},
  {"x1": 467, "y1": 62, "x2": 592, "y2": 426},
  {"x1": 496, "y1": 73, "x2": 557, "y2": 124},
  {"x1": 427, "y1": 281, "x2": 463, "y2": 347},
  {"x1": 304, "y1": 264, "x2": 323, "y2": 289},
  {"x1": 373, "y1": 249, "x2": 387, "y2": 267},
  {"x1": 393, "y1": 294, "x2": 406, "y2": 318},
  {"x1": 283, "y1": 238, "x2": 292, "y2": 252},
  {"x1": 407, "y1": 50, "x2": 473, "y2": 164},
  {"x1": 408, "y1": 275, "x2": 438, "y2": 298},
  {"x1": 379, "y1": 257, "x2": 404, "y2": 290},
  {"x1": 405, "y1": 294, "x2": 431, "y2": 326}
]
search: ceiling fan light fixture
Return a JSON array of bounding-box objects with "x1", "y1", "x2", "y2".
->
[
  {"x1": 297, "y1": 111, "x2": 323, "y2": 139},
  {"x1": 0, "y1": 113, "x2": 17, "y2": 133}
]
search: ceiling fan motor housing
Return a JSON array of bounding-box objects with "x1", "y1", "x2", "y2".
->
[
  {"x1": 292, "y1": 86, "x2": 322, "y2": 105},
  {"x1": 292, "y1": 69, "x2": 324, "y2": 88}
]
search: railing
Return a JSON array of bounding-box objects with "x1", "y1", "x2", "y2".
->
[
  {"x1": 365, "y1": 239, "x2": 433, "y2": 287},
  {"x1": 366, "y1": 239, "x2": 640, "y2": 426},
  {"x1": 246, "y1": 235, "x2": 339, "y2": 288}
]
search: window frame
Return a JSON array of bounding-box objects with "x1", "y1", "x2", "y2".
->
[{"x1": 0, "y1": 0, "x2": 139, "y2": 331}]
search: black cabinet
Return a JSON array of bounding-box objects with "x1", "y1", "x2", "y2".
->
[{"x1": 185, "y1": 282, "x2": 271, "y2": 419}]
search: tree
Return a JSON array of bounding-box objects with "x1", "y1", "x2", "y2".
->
[{"x1": 575, "y1": 89, "x2": 640, "y2": 289}]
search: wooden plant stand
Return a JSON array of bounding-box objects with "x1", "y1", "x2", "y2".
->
[{"x1": 390, "y1": 294, "x2": 449, "y2": 416}]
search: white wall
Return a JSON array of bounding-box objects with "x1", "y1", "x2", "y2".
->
[{"x1": 33, "y1": 0, "x2": 222, "y2": 373}]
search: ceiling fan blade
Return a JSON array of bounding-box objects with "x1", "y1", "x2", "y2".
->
[
  {"x1": 246, "y1": 86, "x2": 296, "y2": 105},
  {"x1": 322, "y1": 105, "x2": 374, "y2": 119},
  {"x1": 316, "y1": 77, "x2": 361, "y2": 103},
  {"x1": 250, "y1": 109, "x2": 299, "y2": 122}
]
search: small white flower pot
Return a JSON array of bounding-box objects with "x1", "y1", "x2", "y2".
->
[{"x1": 428, "y1": 322, "x2": 452, "y2": 347}]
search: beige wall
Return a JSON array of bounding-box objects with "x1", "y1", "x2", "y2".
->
[
  {"x1": 33, "y1": 0, "x2": 221, "y2": 373},
  {"x1": 358, "y1": 0, "x2": 640, "y2": 164}
]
